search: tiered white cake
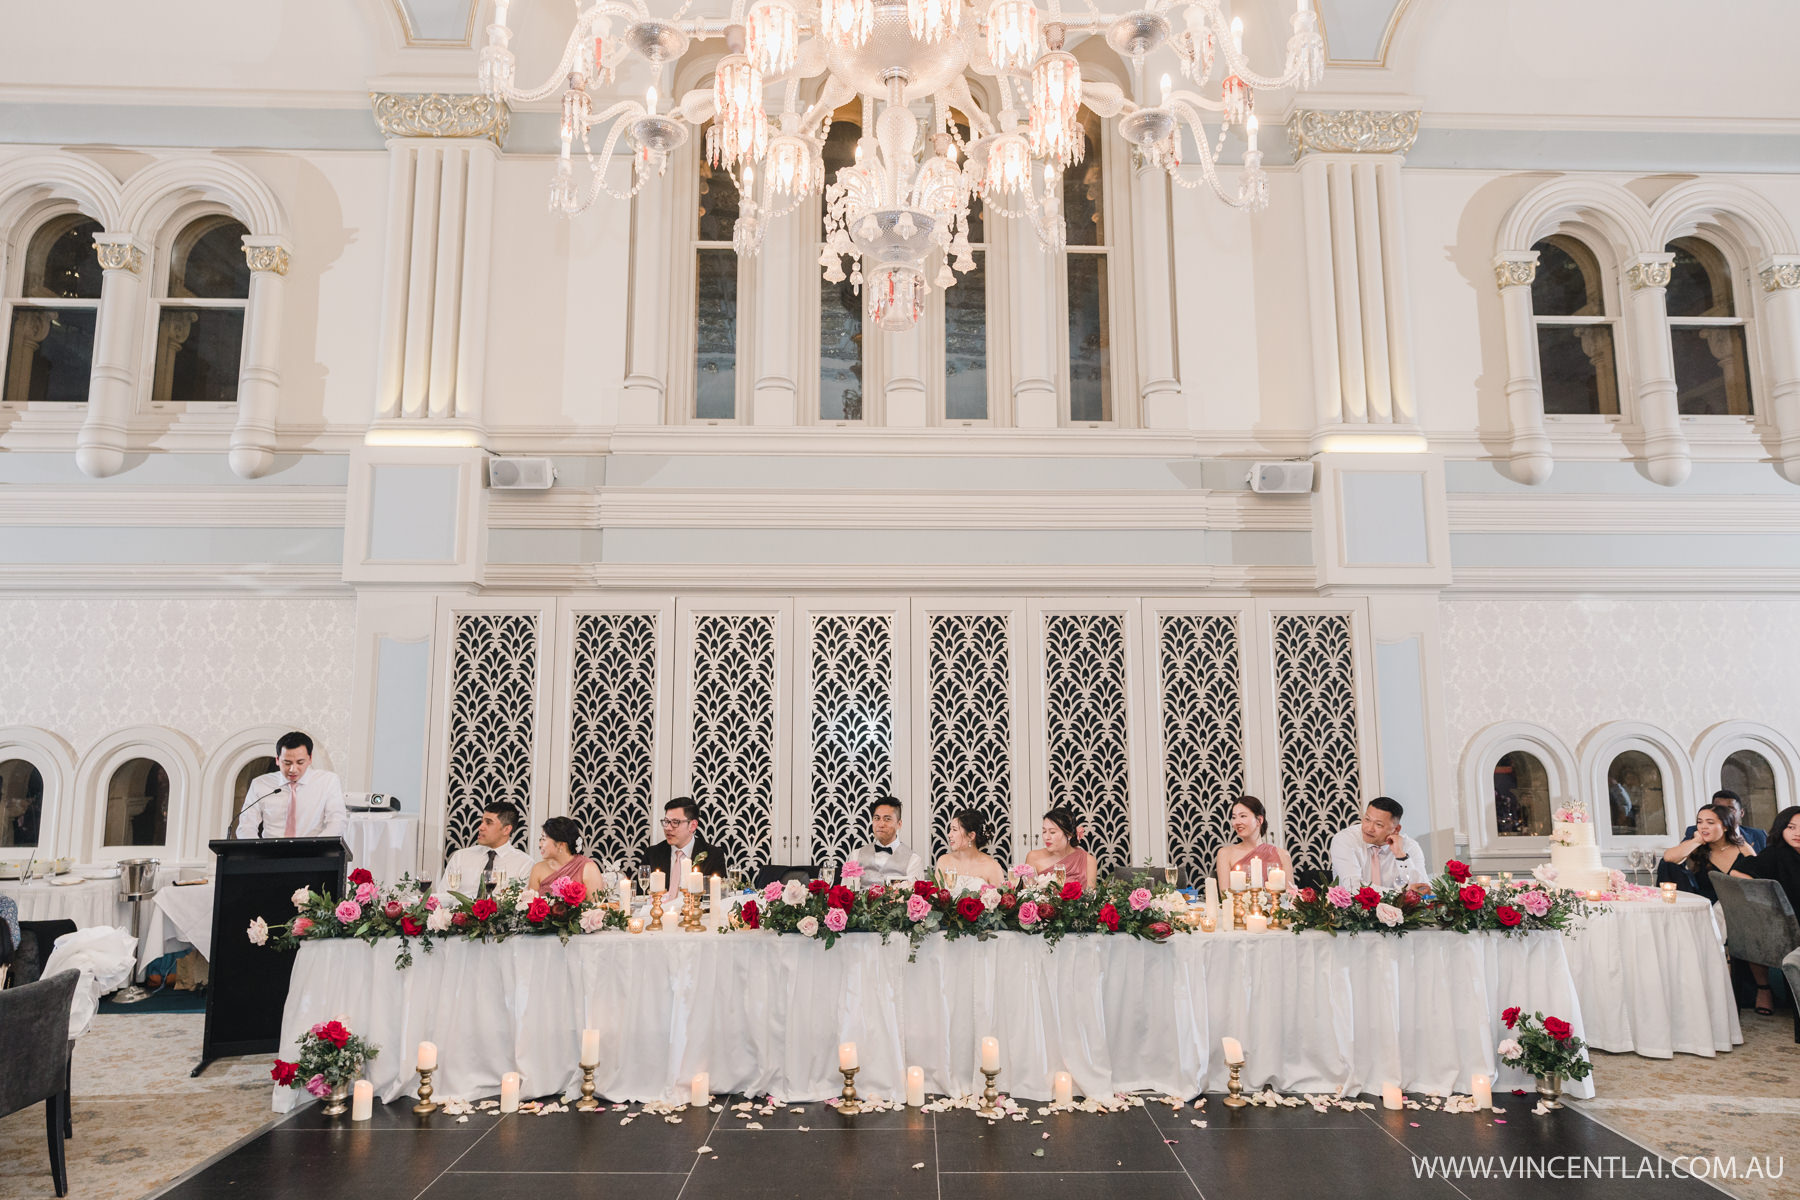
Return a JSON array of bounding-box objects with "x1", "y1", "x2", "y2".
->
[{"x1": 1547, "y1": 805, "x2": 1609, "y2": 892}]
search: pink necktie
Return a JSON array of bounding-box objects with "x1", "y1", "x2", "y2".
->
[
  {"x1": 283, "y1": 781, "x2": 298, "y2": 837},
  {"x1": 1368, "y1": 845, "x2": 1382, "y2": 888},
  {"x1": 671, "y1": 848, "x2": 684, "y2": 896}
]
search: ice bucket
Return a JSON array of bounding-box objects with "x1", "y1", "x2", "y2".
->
[{"x1": 118, "y1": 857, "x2": 160, "y2": 900}]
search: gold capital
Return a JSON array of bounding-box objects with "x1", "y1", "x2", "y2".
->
[{"x1": 370, "y1": 92, "x2": 510, "y2": 146}]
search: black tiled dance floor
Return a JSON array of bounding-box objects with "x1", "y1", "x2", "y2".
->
[{"x1": 152, "y1": 1091, "x2": 1730, "y2": 1200}]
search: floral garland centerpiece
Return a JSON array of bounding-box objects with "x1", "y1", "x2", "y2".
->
[
  {"x1": 1285, "y1": 882, "x2": 1433, "y2": 935},
  {"x1": 1284, "y1": 860, "x2": 1589, "y2": 937},
  {"x1": 270, "y1": 1019, "x2": 379, "y2": 1115},
  {"x1": 251, "y1": 868, "x2": 439, "y2": 968}
]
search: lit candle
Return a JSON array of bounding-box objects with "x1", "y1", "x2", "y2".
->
[
  {"x1": 1382, "y1": 1083, "x2": 1403, "y2": 1110},
  {"x1": 627, "y1": 916, "x2": 644, "y2": 934},
  {"x1": 1160, "y1": 73, "x2": 1173, "y2": 106},
  {"x1": 906, "y1": 1065, "x2": 925, "y2": 1107},
  {"x1": 649, "y1": 869, "x2": 665, "y2": 895},
  {"x1": 1249, "y1": 858, "x2": 1264, "y2": 891},
  {"x1": 690, "y1": 1072, "x2": 710, "y2": 1107},
  {"x1": 645, "y1": 85, "x2": 657, "y2": 115},
  {"x1": 1231, "y1": 15, "x2": 1244, "y2": 53},
  {"x1": 1661, "y1": 882, "x2": 1678, "y2": 904},
  {"x1": 417, "y1": 1041, "x2": 438, "y2": 1072},
  {"x1": 580, "y1": 1028, "x2": 600, "y2": 1068},
  {"x1": 1245, "y1": 112, "x2": 1259, "y2": 153},
  {"x1": 691, "y1": 869, "x2": 707, "y2": 894},
  {"x1": 980, "y1": 1037, "x2": 1000, "y2": 1073},
  {"x1": 1220, "y1": 1037, "x2": 1244, "y2": 1065},
  {"x1": 1267, "y1": 867, "x2": 1286, "y2": 893},
  {"x1": 838, "y1": 1042, "x2": 858, "y2": 1072},
  {"x1": 1229, "y1": 869, "x2": 1247, "y2": 893},
  {"x1": 1586, "y1": 889, "x2": 1602, "y2": 902},
  {"x1": 1052, "y1": 1071, "x2": 1074, "y2": 1106},
  {"x1": 1477, "y1": 875, "x2": 1492, "y2": 887},
  {"x1": 351, "y1": 1079, "x2": 373, "y2": 1121},
  {"x1": 1244, "y1": 913, "x2": 1269, "y2": 934},
  {"x1": 1471, "y1": 1074, "x2": 1492, "y2": 1110},
  {"x1": 500, "y1": 1072, "x2": 521, "y2": 1112}
]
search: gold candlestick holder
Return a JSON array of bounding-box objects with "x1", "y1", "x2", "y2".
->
[
  {"x1": 679, "y1": 890, "x2": 704, "y2": 933},
  {"x1": 575, "y1": 1063, "x2": 600, "y2": 1111},
  {"x1": 1224, "y1": 1061, "x2": 1248, "y2": 1108},
  {"x1": 649, "y1": 891, "x2": 665, "y2": 930},
  {"x1": 837, "y1": 1065, "x2": 863, "y2": 1115},
  {"x1": 977, "y1": 1067, "x2": 1002, "y2": 1118},
  {"x1": 413, "y1": 1068, "x2": 438, "y2": 1115}
]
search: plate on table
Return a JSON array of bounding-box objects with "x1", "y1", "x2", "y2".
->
[
  {"x1": 78, "y1": 865, "x2": 122, "y2": 880},
  {"x1": 52, "y1": 875, "x2": 88, "y2": 887}
]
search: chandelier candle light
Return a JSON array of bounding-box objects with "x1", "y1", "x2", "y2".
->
[{"x1": 479, "y1": 0, "x2": 1323, "y2": 331}]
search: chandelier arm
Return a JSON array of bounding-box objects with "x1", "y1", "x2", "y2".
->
[{"x1": 1170, "y1": 102, "x2": 1253, "y2": 210}]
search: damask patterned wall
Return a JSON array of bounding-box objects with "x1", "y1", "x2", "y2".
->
[
  {"x1": 1158, "y1": 614, "x2": 1247, "y2": 887},
  {"x1": 566, "y1": 612, "x2": 659, "y2": 866},
  {"x1": 688, "y1": 614, "x2": 778, "y2": 874},
  {"x1": 806, "y1": 613, "x2": 894, "y2": 869},
  {"x1": 926, "y1": 613, "x2": 1014, "y2": 867},
  {"x1": 444, "y1": 613, "x2": 538, "y2": 863},
  {"x1": 1271, "y1": 613, "x2": 1362, "y2": 875},
  {"x1": 1042, "y1": 613, "x2": 1132, "y2": 877}
]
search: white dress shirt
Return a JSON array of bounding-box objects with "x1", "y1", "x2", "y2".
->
[
  {"x1": 235, "y1": 768, "x2": 348, "y2": 840},
  {"x1": 437, "y1": 842, "x2": 534, "y2": 895},
  {"x1": 1328, "y1": 825, "x2": 1430, "y2": 890},
  {"x1": 850, "y1": 838, "x2": 925, "y2": 886}
]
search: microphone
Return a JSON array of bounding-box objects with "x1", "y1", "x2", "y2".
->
[{"x1": 242, "y1": 782, "x2": 289, "y2": 839}]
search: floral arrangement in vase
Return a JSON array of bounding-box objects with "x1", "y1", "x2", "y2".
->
[
  {"x1": 1497, "y1": 1006, "x2": 1591, "y2": 1107},
  {"x1": 271, "y1": 1019, "x2": 379, "y2": 1113}
]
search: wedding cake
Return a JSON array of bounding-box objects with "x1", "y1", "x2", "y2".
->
[{"x1": 1545, "y1": 803, "x2": 1609, "y2": 892}]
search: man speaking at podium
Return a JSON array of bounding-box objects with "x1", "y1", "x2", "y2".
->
[{"x1": 234, "y1": 731, "x2": 347, "y2": 839}]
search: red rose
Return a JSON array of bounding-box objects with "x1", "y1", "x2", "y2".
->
[
  {"x1": 1459, "y1": 884, "x2": 1487, "y2": 911},
  {"x1": 956, "y1": 896, "x2": 985, "y2": 922},
  {"x1": 1039, "y1": 903, "x2": 1057, "y2": 922},
  {"x1": 934, "y1": 887, "x2": 952, "y2": 903},
  {"x1": 1495, "y1": 905, "x2": 1522, "y2": 928},
  {"x1": 1060, "y1": 881, "x2": 1083, "y2": 901},
  {"x1": 400, "y1": 916, "x2": 423, "y2": 937},
  {"x1": 383, "y1": 901, "x2": 403, "y2": 919},
  {"x1": 828, "y1": 885, "x2": 856, "y2": 910},
  {"x1": 349, "y1": 868, "x2": 374, "y2": 886},
  {"x1": 913, "y1": 880, "x2": 935, "y2": 896},
  {"x1": 1298, "y1": 887, "x2": 1317, "y2": 903},
  {"x1": 1501, "y1": 1006, "x2": 1520, "y2": 1029},
  {"x1": 271, "y1": 1059, "x2": 298, "y2": 1086},
  {"x1": 868, "y1": 885, "x2": 886, "y2": 899},
  {"x1": 1543, "y1": 1016, "x2": 1573, "y2": 1042},
  {"x1": 471, "y1": 898, "x2": 498, "y2": 921},
  {"x1": 1147, "y1": 921, "x2": 1173, "y2": 940},
  {"x1": 1097, "y1": 902, "x2": 1120, "y2": 931},
  {"x1": 1356, "y1": 886, "x2": 1380, "y2": 911},
  {"x1": 1445, "y1": 860, "x2": 1470, "y2": 884},
  {"x1": 552, "y1": 901, "x2": 568, "y2": 917},
  {"x1": 999, "y1": 892, "x2": 1018, "y2": 911},
  {"x1": 317, "y1": 1020, "x2": 350, "y2": 1049},
  {"x1": 807, "y1": 879, "x2": 830, "y2": 895},
  {"x1": 452, "y1": 912, "x2": 469, "y2": 928},
  {"x1": 526, "y1": 898, "x2": 551, "y2": 923},
  {"x1": 740, "y1": 900, "x2": 760, "y2": 929}
]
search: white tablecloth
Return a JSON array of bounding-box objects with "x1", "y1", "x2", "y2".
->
[
  {"x1": 1563, "y1": 894, "x2": 1740, "y2": 1058},
  {"x1": 275, "y1": 928, "x2": 1592, "y2": 1112},
  {"x1": 138, "y1": 881, "x2": 216, "y2": 973},
  {"x1": 345, "y1": 813, "x2": 421, "y2": 885},
  {"x1": 0, "y1": 878, "x2": 131, "y2": 930}
]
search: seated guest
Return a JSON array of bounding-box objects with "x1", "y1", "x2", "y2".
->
[
  {"x1": 1024, "y1": 806, "x2": 1097, "y2": 892},
  {"x1": 1685, "y1": 789, "x2": 1767, "y2": 853},
  {"x1": 637, "y1": 798, "x2": 727, "y2": 901},
  {"x1": 233, "y1": 731, "x2": 347, "y2": 840},
  {"x1": 1733, "y1": 805, "x2": 1800, "y2": 1017},
  {"x1": 848, "y1": 796, "x2": 925, "y2": 885},
  {"x1": 1328, "y1": 797, "x2": 1429, "y2": 890},
  {"x1": 437, "y1": 800, "x2": 533, "y2": 896},
  {"x1": 1665, "y1": 802, "x2": 1756, "y2": 903},
  {"x1": 527, "y1": 816, "x2": 606, "y2": 897},
  {"x1": 935, "y1": 808, "x2": 1005, "y2": 889},
  {"x1": 1214, "y1": 795, "x2": 1294, "y2": 894}
]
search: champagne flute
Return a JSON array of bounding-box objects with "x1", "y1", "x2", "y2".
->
[
  {"x1": 636, "y1": 865, "x2": 650, "y2": 895},
  {"x1": 1163, "y1": 865, "x2": 1178, "y2": 887},
  {"x1": 447, "y1": 867, "x2": 464, "y2": 895}
]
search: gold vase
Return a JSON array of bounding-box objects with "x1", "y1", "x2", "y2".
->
[{"x1": 1535, "y1": 1073, "x2": 1564, "y2": 1110}]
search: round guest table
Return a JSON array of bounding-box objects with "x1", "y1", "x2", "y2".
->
[
  {"x1": 1562, "y1": 892, "x2": 1740, "y2": 1058},
  {"x1": 0, "y1": 877, "x2": 132, "y2": 930}
]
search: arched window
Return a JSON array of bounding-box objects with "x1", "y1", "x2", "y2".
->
[
  {"x1": 1721, "y1": 748, "x2": 1778, "y2": 830},
  {"x1": 1606, "y1": 750, "x2": 1665, "y2": 837},
  {"x1": 1060, "y1": 108, "x2": 1116, "y2": 424},
  {"x1": 693, "y1": 132, "x2": 744, "y2": 422},
  {"x1": 152, "y1": 214, "x2": 249, "y2": 406},
  {"x1": 229, "y1": 754, "x2": 278, "y2": 833},
  {"x1": 1530, "y1": 235, "x2": 1619, "y2": 415},
  {"x1": 0, "y1": 759, "x2": 44, "y2": 848},
  {"x1": 3, "y1": 213, "x2": 102, "y2": 405},
  {"x1": 818, "y1": 108, "x2": 866, "y2": 422},
  {"x1": 103, "y1": 757, "x2": 171, "y2": 847},
  {"x1": 1493, "y1": 750, "x2": 1551, "y2": 837},
  {"x1": 1666, "y1": 236, "x2": 1752, "y2": 416}
]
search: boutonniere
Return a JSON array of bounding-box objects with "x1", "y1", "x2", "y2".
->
[{"x1": 694, "y1": 850, "x2": 709, "y2": 868}]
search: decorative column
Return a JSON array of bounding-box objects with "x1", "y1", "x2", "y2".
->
[
  {"x1": 76, "y1": 234, "x2": 148, "y2": 478},
  {"x1": 1129, "y1": 156, "x2": 1181, "y2": 428},
  {"x1": 228, "y1": 238, "x2": 292, "y2": 478},
  {"x1": 751, "y1": 211, "x2": 800, "y2": 425},
  {"x1": 368, "y1": 93, "x2": 506, "y2": 439},
  {"x1": 1493, "y1": 251, "x2": 1553, "y2": 484},
  {"x1": 621, "y1": 152, "x2": 675, "y2": 425},
  {"x1": 1760, "y1": 256, "x2": 1800, "y2": 484},
  {"x1": 1623, "y1": 252, "x2": 1690, "y2": 486},
  {"x1": 1007, "y1": 216, "x2": 1060, "y2": 427}
]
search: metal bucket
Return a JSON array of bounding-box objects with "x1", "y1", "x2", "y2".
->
[{"x1": 118, "y1": 857, "x2": 160, "y2": 899}]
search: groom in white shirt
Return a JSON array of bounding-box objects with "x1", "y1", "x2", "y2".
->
[
  {"x1": 235, "y1": 732, "x2": 348, "y2": 840},
  {"x1": 1328, "y1": 796, "x2": 1429, "y2": 890},
  {"x1": 436, "y1": 801, "x2": 534, "y2": 897},
  {"x1": 848, "y1": 796, "x2": 925, "y2": 886}
]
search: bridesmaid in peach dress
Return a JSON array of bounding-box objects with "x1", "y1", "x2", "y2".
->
[
  {"x1": 1024, "y1": 807, "x2": 1098, "y2": 893},
  {"x1": 1214, "y1": 796, "x2": 1293, "y2": 894}
]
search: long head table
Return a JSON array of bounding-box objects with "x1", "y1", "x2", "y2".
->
[{"x1": 275, "y1": 928, "x2": 1593, "y2": 1110}]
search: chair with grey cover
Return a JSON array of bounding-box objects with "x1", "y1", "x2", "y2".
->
[
  {"x1": 0, "y1": 968, "x2": 79, "y2": 1196},
  {"x1": 1783, "y1": 948, "x2": 1800, "y2": 1043},
  {"x1": 1710, "y1": 873, "x2": 1800, "y2": 1033}
]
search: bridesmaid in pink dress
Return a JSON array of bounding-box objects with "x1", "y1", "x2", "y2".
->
[
  {"x1": 1024, "y1": 807, "x2": 1098, "y2": 893},
  {"x1": 1213, "y1": 796, "x2": 1294, "y2": 894},
  {"x1": 527, "y1": 815, "x2": 606, "y2": 898}
]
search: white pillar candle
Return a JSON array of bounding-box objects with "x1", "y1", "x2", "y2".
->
[
  {"x1": 1052, "y1": 1071, "x2": 1074, "y2": 1106},
  {"x1": 1382, "y1": 1083, "x2": 1403, "y2": 1110},
  {"x1": 1204, "y1": 876, "x2": 1219, "y2": 909},
  {"x1": 1249, "y1": 857, "x2": 1264, "y2": 891},
  {"x1": 500, "y1": 1072, "x2": 521, "y2": 1112},
  {"x1": 649, "y1": 869, "x2": 665, "y2": 895},
  {"x1": 351, "y1": 1079, "x2": 373, "y2": 1121},
  {"x1": 417, "y1": 1041, "x2": 438, "y2": 1071},
  {"x1": 906, "y1": 1065, "x2": 926, "y2": 1107},
  {"x1": 838, "y1": 1042, "x2": 858, "y2": 1072},
  {"x1": 619, "y1": 879, "x2": 633, "y2": 909},
  {"x1": 1220, "y1": 1037, "x2": 1244, "y2": 1065},
  {"x1": 690, "y1": 1072, "x2": 710, "y2": 1107},
  {"x1": 580, "y1": 1028, "x2": 601, "y2": 1068},
  {"x1": 1244, "y1": 913, "x2": 1269, "y2": 934},
  {"x1": 1267, "y1": 868, "x2": 1286, "y2": 893},
  {"x1": 687, "y1": 868, "x2": 704, "y2": 894},
  {"x1": 709, "y1": 874, "x2": 724, "y2": 921},
  {"x1": 1471, "y1": 1074, "x2": 1492, "y2": 1110},
  {"x1": 1229, "y1": 869, "x2": 1247, "y2": 893},
  {"x1": 980, "y1": 1037, "x2": 1000, "y2": 1073}
]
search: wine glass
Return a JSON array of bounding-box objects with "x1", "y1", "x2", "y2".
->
[
  {"x1": 447, "y1": 867, "x2": 464, "y2": 895},
  {"x1": 635, "y1": 866, "x2": 651, "y2": 897},
  {"x1": 1163, "y1": 865, "x2": 1178, "y2": 887}
]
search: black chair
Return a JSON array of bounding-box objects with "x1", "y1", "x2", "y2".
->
[
  {"x1": 752, "y1": 864, "x2": 819, "y2": 890},
  {"x1": 0, "y1": 969, "x2": 79, "y2": 1196},
  {"x1": 12, "y1": 919, "x2": 77, "y2": 988},
  {"x1": 1296, "y1": 868, "x2": 1334, "y2": 893}
]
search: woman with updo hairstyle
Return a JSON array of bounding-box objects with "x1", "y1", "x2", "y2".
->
[
  {"x1": 935, "y1": 807, "x2": 1005, "y2": 888},
  {"x1": 1214, "y1": 795, "x2": 1294, "y2": 896},
  {"x1": 1025, "y1": 806, "x2": 1097, "y2": 892},
  {"x1": 528, "y1": 815, "x2": 606, "y2": 898}
]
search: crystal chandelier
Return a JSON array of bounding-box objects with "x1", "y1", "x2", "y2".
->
[{"x1": 480, "y1": 0, "x2": 1324, "y2": 332}]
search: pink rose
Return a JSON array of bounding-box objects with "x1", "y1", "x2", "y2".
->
[
  {"x1": 1326, "y1": 886, "x2": 1353, "y2": 909},
  {"x1": 355, "y1": 881, "x2": 377, "y2": 905},
  {"x1": 334, "y1": 900, "x2": 362, "y2": 923},
  {"x1": 841, "y1": 859, "x2": 864, "y2": 879},
  {"x1": 383, "y1": 900, "x2": 402, "y2": 919},
  {"x1": 906, "y1": 895, "x2": 931, "y2": 921},
  {"x1": 1519, "y1": 890, "x2": 1552, "y2": 917},
  {"x1": 824, "y1": 907, "x2": 848, "y2": 932},
  {"x1": 292, "y1": 916, "x2": 314, "y2": 936},
  {"x1": 304, "y1": 1073, "x2": 330, "y2": 1098},
  {"x1": 1128, "y1": 887, "x2": 1152, "y2": 912},
  {"x1": 550, "y1": 876, "x2": 587, "y2": 906},
  {"x1": 763, "y1": 880, "x2": 784, "y2": 903},
  {"x1": 1013, "y1": 864, "x2": 1037, "y2": 878},
  {"x1": 1017, "y1": 901, "x2": 1040, "y2": 927},
  {"x1": 425, "y1": 895, "x2": 440, "y2": 911}
]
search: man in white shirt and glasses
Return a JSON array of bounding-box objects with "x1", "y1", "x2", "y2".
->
[{"x1": 235, "y1": 732, "x2": 348, "y2": 840}]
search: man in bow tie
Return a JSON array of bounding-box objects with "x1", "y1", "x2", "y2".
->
[{"x1": 848, "y1": 797, "x2": 925, "y2": 887}]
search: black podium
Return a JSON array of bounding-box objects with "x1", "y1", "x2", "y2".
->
[{"x1": 196, "y1": 836, "x2": 347, "y2": 1075}]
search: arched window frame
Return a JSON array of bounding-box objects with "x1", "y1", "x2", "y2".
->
[
  {"x1": 1457, "y1": 721, "x2": 1579, "y2": 867},
  {"x1": 143, "y1": 206, "x2": 251, "y2": 414},
  {"x1": 0, "y1": 727, "x2": 76, "y2": 863},
  {"x1": 70, "y1": 725, "x2": 203, "y2": 863},
  {"x1": 1577, "y1": 720, "x2": 1692, "y2": 850},
  {"x1": 0, "y1": 205, "x2": 105, "y2": 410},
  {"x1": 1660, "y1": 232, "x2": 1762, "y2": 421},
  {"x1": 1691, "y1": 720, "x2": 1798, "y2": 823},
  {"x1": 1527, "y1": 229, "x2": 1625, "y2": 420}
]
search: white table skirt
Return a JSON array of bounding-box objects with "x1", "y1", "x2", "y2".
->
[
  {"x1": 137, "y1": 881, "x2": 216, "y2": 973},
  {"x1": 275, "y1": 928, "x2": 1592, "y2": 1112},
  {"x1": 1563, "y1": 894, "x2": 1740, "y2": 1058},
  {"x1": 345, "y1": 813, "x2": 421, "y2": 886},
  {"x1": 1, "y1": 878, "x2": 131, "y2": 930}
]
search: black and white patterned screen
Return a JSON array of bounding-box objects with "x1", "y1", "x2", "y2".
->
[
  {"x1": 688, "y1": 613, "x2": 778, "y2": 875},
  {"x1": 1042, "y1": 613, "x2": 1132, "y2": 877},
  {"x1": 566, "y1": 612, "x2": 659, "y2": 867},
  {"x1": 1158, "y1": 613, "x2": 1246, "y2": 886},
  {"x1": 925, "y1": 613, "x2": 1014, "y2": 867},
  {"x1": 1271, "y1": 613, "x2": 1362, "y2": 875},
  {"x1": 806, "y1": 613, "x2": 894, "y2": 869},
  {"x1": 444, "y1": 612, "x2": 538, "y2": 864}
]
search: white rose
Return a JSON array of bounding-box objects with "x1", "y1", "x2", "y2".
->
[
  {"x1": 578, "y1": 908, "x2": 608, "y2": 934},
  {"x1": 291, "y1": 886, "x2": 310, "y2": 910},
  {"x1": 980, "y1": 886, "x2": 1000, "y2": 912},
  {"x1": 798, "y1": 916, "x2": 819, "y2": 937},
  {"x1": 1497, "y1": 1038, "x2": 1522, "y2": 1059},
  {"x1": 517, "y1": 888, "x2": 540, "y2": 907},
  {"x1": 782, "y1": 880, "x2": 808, "y2": 906},
  {"x1": 1375, "y1": 903, "x2": 1403, "y2": 927},
  {"x1": 247, "y1": 916, "x2": 269, "y2": 946},
  {"x1": 426, "y1": 906, "x2": 453, "y2": 933}
]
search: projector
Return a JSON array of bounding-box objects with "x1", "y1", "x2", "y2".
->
[
  {"x1": 1246, "y1": 462, "x2": 1315, "y2": 494},
  {"x1": 487, "y1": 456, "x2": 556, "y2": 490}
]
